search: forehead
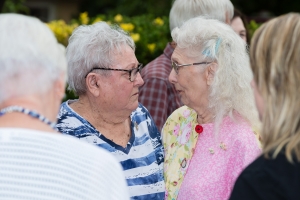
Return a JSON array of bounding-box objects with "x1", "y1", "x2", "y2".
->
[
  {"x1": 231, "y1": 17, "x2": 246, "y2": 31},
  {"x1": 112, "y1": 45, "x2": 137, "y2": 67},
  {"x1": 172, "y1": 47, "x2": 204, "y2": 62}
]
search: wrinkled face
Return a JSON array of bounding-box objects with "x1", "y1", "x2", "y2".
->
[
  {"x1": 231, "y1": 17, "x2": 247, "y2": 43},
  {"x1": 98, "y1": 45, "x2": 144, "y2": 113},
  {"x1": 251, "y1": 80, "x2": 264, "y2": 121},
  {"x1": 169, "y1": 47, "x2": 211, "y2": 110}
]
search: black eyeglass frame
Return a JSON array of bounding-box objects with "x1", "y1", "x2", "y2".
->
[
  {"x1": 85, "y1": 63, "x2": 143, "y2": 82},
  {"x1": 171, "y1": 61, "x2": 212, "y2": 74}
]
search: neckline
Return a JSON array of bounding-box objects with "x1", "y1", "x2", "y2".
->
[
  {"x1": 64, "y1": 100, "x2": 135, "y2": 154},
  {"x1": 0, "y1": 106, "x2": 56, "y2": 130}
]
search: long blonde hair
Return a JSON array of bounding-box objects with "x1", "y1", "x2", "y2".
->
[{"x1": 250, "y1": 13, "x2": 300, "y2": 162}]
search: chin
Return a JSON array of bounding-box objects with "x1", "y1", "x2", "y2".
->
[
  {"x1": 129, "y1": 101, "x2": 139, "y2": 111},
  {"x1": 180, "y1": 97, "x2": 188, "y2": 106}
]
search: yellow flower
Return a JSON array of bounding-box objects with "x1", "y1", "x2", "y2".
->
[
  {"x1": 120, "y1": 23, "x2": 135, "y2": 32},
  {"x1": 147, "y1": 43, "x2": 156, "y2": 53},
  {"x1": 114, "y1": 14, "x2": 123, "y2": 23},
  {"x1": 92, "y1": 17, "x2": 102, "y2": 24},
  {"x1": 154, "y1": 17, "x2": 164, "y2": 26},
  {"x1": 46, "y1": 20, "x2": 77, "y2": 46},
  {"x1": 79, "y1": 12, "x2": 89, "y2": 25},
  {"x1": 130, "y1": 33, "x2": 140, "y2": 42}
]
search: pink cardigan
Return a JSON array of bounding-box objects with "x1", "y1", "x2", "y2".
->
[{"x1": 162, "y1": 106, "x2": 261, "y2": 200}]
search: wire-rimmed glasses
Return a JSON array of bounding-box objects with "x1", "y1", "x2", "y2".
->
[{"x1": 171, "y1": 61, "x2": 212, "y2": 74}]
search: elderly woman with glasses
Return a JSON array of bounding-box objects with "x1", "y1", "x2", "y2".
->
[
  {"x1": 163, "y1": 16, "x2": 261, "y2": 200},
  {"x1": 56, "y1": 22, "x2": 165, "y2": 199}
]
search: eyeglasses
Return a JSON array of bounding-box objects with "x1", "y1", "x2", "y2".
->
[
  {"x1": 85, "y1": 63, "x2": 143, "y2": 82},
  {"x1": 171, "y1": 61, "x2": 212, "y2": 74}
]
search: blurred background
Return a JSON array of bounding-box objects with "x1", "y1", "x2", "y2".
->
[{"x1": 1, "y1": 0, "x2": 300, "y2": 100}]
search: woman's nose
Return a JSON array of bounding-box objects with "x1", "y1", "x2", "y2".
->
[
  {"x1": 169, "y1": 68, "x2": 177, "y2": 84},
  {"x1": 135, "y1": 72, "x2": 144, "y2": 87}
]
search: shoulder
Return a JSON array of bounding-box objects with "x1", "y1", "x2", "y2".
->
[
  {"x1": 56, "y1": 133, "x2": 126, "y2": 175},
  {"x1": 162, "y1": 106, "x2": 196, "y2": 138},
  {"x1": 56, "y1": 100, "x2": 94, "y2": 135},
  {"x1": 0, "y1": 128, "x2": 129, "y2": 199},
  {"x1": 133, "y1": 103, "x2": 151, "y2": 117},
  {"x1": 231, "y1": 154, "x2": 299, "y2": 200},
  {"x1": 56, "y1": 100, "x2": 78, "y2": 122},
  {"x1": 223, "y1": 115, "x2": 258, "y2": 145},
  {"x1": 237, "y1": 152, "x2": 300, "y2": 183},
  {"x1": 165, "y1": 106, "x2": 195, "y2": 123},
  {"x1": 132, "y1": 103, "x2": 159, "y2": 132},
  {"x1": 1, "y1": 128, "x2": 120, "y2": 167}
]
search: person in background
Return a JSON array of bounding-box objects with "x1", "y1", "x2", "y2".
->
[
  {"x1": 0, "y1": 13, "x2": 129, "y2": 200},
  {"x1": 139, "y1": 0, "x2": 234, "y2": 131},
  {"x1": 230, "y1": 12, "x2": 300, "y2": 200},
  {"x1": 163, "y1": 16, "x2": 261, "y2": 200},
  {"x1": 231, "y1": 8, "x2": 249, "y2": 44},
  {"x1": 55, "y1": 22, "x2": 165, "y2": 199}
]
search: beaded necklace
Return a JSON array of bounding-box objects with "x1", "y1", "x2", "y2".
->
[{"x1": 0, "y1": 106, "x2": 56, "y2": 129}]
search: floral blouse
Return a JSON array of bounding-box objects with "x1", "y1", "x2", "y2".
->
[{"x1": 162, "y1": 106, "x2": 261, "y2": 200}]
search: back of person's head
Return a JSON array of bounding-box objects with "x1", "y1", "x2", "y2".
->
[
  {"x1": 66, "y1": 22, "x2": 135, "y2": 95},
  {"x1": 250, "y1": 13, "x2": 300, "y2": 162},
  {"x1": 0, "y1": 13, "x2": 67, "y2": 104},
  {"x1": 172, "y1": 16, "x2": 259, "y2": 131},
  {"x1": 169, "y1": 0, "x2": 234, "y2": 32}
]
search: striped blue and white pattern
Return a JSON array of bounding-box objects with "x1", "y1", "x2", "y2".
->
[{"x1": 56, "y1": 100, "x2": 165, "y2": 200}]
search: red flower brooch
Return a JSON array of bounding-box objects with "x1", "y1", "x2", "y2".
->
[{"x1": 195, "y1": 125, "x2": 203, "y2": 134}]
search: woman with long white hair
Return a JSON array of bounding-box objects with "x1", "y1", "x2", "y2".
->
[{"x1": 163, "y1": 16, "x2": 261, "y2": 200}]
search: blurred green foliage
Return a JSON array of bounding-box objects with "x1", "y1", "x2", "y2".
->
[
  {"x1": 2, "y1": 0, "x2": 28, "y2": 13},
  {"x1": 247, "y1": 20, "x2": 261, "y2": 39}
]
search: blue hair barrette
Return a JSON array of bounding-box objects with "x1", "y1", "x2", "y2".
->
[{"x1": 202, "y1": 38, "x2": 222, "y2": 57}]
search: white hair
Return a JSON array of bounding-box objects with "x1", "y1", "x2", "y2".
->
[
  {"x1": 172, "y1": 16, "x2": 260, "y2": 132},
  {"x1": 66, "y1": 22, "x2": 135, "y2": 95},
  {"x1": 169, "y1": 0, "x2": 234, "y2": 32},
  {"x1": 0, "y1": 13, "x2": 67, "y2": 104}
]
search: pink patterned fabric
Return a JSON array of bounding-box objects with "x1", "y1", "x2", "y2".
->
[{"x1": 177, "y1": 116, "x2": 261, "y2": 200}]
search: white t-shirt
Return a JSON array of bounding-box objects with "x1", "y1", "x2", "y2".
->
[{"x1": 0, "y1": 128, "x2": 130, "y2": 200}]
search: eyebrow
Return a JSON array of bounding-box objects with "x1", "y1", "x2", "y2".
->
[
  {"x1": 171, "y1": 58, "x2": 180, "y2": 63},
  {"x1": 122, "y1": 63, "x2": 139, "y2": 70}
]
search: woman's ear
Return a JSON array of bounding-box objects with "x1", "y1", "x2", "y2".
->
[
  {"x1": 206, "y1": 63, "x2": 217, "y2": 86},
  {"x1": 85, "y1": 74, "x2": 100, "y2": 97},
  {"x1": 225, "y1": 11, "x2": 231, "y2": 25},
  {"x1": 55, "y1": 73, "x2": 66, "y2": 100}
]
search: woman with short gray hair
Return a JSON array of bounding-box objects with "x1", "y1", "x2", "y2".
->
[
  {"x1": 163, "y1": 16, "x2": 261, "y2": 200},
  {"x1": 56, "y1": 22, "x2": 165, "y2": 199}
]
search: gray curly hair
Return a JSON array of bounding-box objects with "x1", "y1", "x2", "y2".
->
[{"x1": 66, "y1": 22, "x2": 135, "y2": 95}]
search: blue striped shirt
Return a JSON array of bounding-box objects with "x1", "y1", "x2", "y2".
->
[{"x1": 56, "y1": 100, "x2": 165, "y2": 199}]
